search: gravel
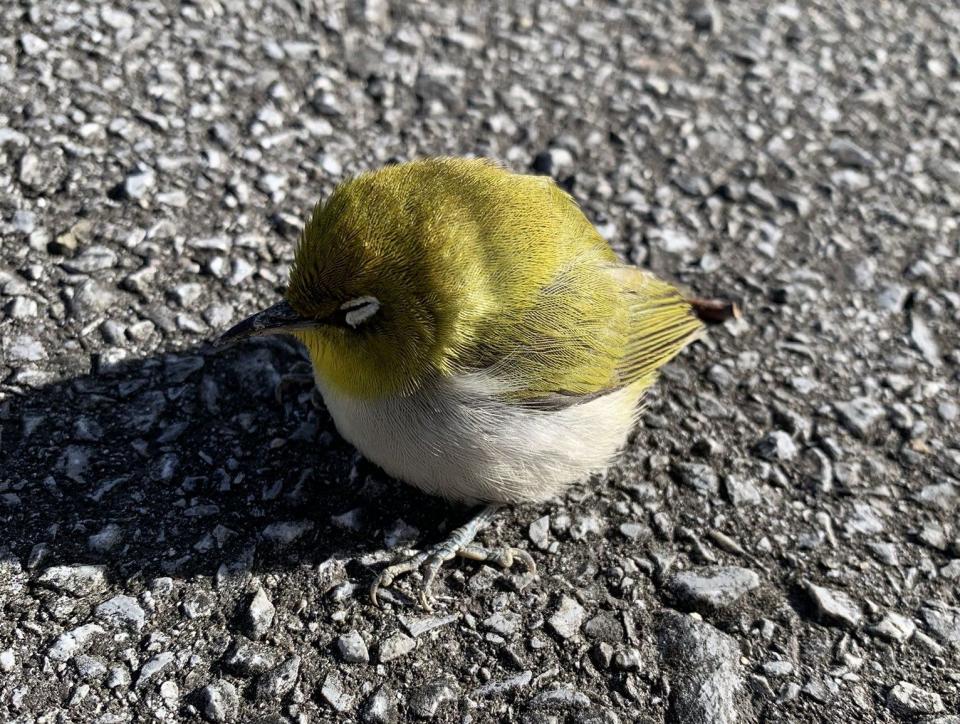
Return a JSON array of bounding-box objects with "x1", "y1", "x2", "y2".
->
[
  {"x1": 668, "y1": 565, "x2": 761, "y2": 611},
  {"x1": 2, "y1": 0, "x2": 959, "y2": 721}
]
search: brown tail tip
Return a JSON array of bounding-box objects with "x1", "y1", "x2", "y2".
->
[{"x1": 687, "y1": 297, "x2": 742, "y2": 324}]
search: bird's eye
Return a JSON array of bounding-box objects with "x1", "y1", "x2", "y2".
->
[{"x1": 339, "y1": 296, "x2": 380, "y2": 328}]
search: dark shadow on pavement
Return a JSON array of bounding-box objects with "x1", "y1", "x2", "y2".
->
[{"x1": 0, "y1": 337, "x2": 462, "y2": 595}]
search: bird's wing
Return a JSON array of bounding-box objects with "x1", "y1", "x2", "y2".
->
[{"x1": 462, "y1": 252, "x2": 702, "y2": 408}]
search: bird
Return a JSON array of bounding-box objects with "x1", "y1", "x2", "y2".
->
[{"x1": 218, "y1": 157, "x2": 704, "y2": 607}]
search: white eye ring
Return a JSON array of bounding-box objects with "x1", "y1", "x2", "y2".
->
[{"x1": 340, "y1": 296, "x2": 380, "y2": 327}]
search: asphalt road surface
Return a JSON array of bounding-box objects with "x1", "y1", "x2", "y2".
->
[{"x1": 1, "y1": 1, "x2": 959, "y2": 722}]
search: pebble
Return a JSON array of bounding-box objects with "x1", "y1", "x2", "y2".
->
[
  {"x1": 482, "y1": 611, "x2": 519, "y2": 638},
  {"x1": 74, "y1": 654, "x2": 107, "y2": 681},
  {"x1": 805, "y1": 582, "x2": 862, "y2": 628},
  {"x1": 224, "y1": 641, "x2": 276, "y2": 676},
  {"x1": 673, "y1": 462, "x2": 720, "y2": 495},
  {"x1": 669, "y1": 566, "x2": 761, "y2": 610},
  {"x1": 829, "y1": 138, "x2": 877, "y2": 168},
  {"x1": 321, "y1": 672, "x2": 355, "y2": 713},
  {"x1": 657, "y1": 612, "x2": 744, "y2": 724},
  {"x1": 6, "y1": 297, "x2": 38, "y2": 319},
  {"x1": 761, "y1": 660, "x2": 793, "y2": 677},
  {"x1": 528, "y1": 515, "x2": 551, "y2": 550},
  {"x1": 245, "y1": 586, "x2": 275, "y2": 640},
  {"x1": 88, "y1": 524, "x2": 123, "y2": 553},
  {"x1": 123, "y1": 169, "x2": 155, "y2": 200},
  {"x1": 5, "y1": 334, "x2": 46, "y2": 362},
  {"x1": 834, "y1": 397, "x2": 886, "y2": 439},
  {"x1": 37, "y1": 565, "x2": 106, "y2": 597},
  {"x1": 400, "y1": 613, "x2": 459, "y2": 638},
  {"x1": 20, "y1": 32, "x2": 49, "y2": 55},
  {"x1": 107, "y1": 665, "x2": 131, "y2": 689},
  {"x1": 135, "y1": 652, "x2": 175, "y2": 688},
  {"x1": 910, "y1": 313, "x2": 941, "y2": 366},
  {"x1": 920, "y1": 603, "x2": 960, "y2": 646},
  {"x1": 887, "y1": 681, "x2": 945, "y2": 717},
  {"x1": 0, "y1": 649, "x2": 15, "y2": 672},
  {"x1": 548, "y1": 595, "x2": 585, "y2": 640},
  {"x1": 261, "y1": 521, "x2": 314, "y2": 544},
  {"x1": 362, "y1": 685, "x2": 398, "y2": 724},
  {"x1": 200, "y1": 680, "x2": 239, "y2": 722},
  {"x1": 723, "y1": 475, "x2": 762, "y2": 506},
  {"x1": 871, "y1": 612, "x2": 916, "y2": 642},
  {"x1": 377, "y1": 633, "x2": 416, "y2": 663},
  {"x1": 95, "y1": 594, "x2": 147, "y2": 631},
  {"x1": 408, "y1": 680, "x2": 456, "y2": 719},
  {"x1": 336, "y1": 630, "x2": 369, "y2": 664},
  {"x1": 255, "y1": 656, "x2": 300, "y2": 700},
  {"x1": 48, "y1": 624, "x2": 105, "y2": 662},
  {"x1": 753, "y1": 431, "x2": 798, "y2": 462}
]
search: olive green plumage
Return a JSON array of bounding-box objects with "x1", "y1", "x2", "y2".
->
[{"x1": 287, "y1": 157, "x2": 701, "y2": 401}]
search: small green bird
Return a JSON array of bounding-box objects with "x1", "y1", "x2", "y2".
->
[{"x1": 219, "y1": 157, "x2": 703, "y2": 607}]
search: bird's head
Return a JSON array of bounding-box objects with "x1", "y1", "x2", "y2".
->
[{"x1": 218, "y1": 165, "x2": 474, "y2": 399}]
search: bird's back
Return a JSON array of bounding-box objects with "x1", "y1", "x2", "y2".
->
[{"x1": 354, "y1": 158, "x2": 700, "y2": 404}]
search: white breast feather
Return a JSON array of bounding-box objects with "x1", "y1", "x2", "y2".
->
[{"x1": 317, "y1": 372, "x2": 642, "y2": 505}]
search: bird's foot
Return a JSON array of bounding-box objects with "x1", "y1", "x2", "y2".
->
[{"x1": 370, "y1": 505, "x2": 537, "y2": 609}]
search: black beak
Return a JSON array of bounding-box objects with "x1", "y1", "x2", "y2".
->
[{"x1": 215, "y1": 300, "x2": 315, "y2": 348}]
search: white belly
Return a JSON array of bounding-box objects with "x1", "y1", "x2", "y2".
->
[{"x1": 316, "y1": 373, "x2": 641, "y2": 505}]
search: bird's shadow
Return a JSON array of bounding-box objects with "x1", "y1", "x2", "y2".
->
[{"x1": 0, "y1": 338, "x2": 463, "y2": 593}]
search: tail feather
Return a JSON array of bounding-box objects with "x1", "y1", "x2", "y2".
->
[{"x1": 616, "y1": 270, "x2": 703, "y2": 389}]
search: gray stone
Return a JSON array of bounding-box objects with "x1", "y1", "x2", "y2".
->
[
  {"x1": 245, "y1": 587, "x2": 275, "y2": 640},
  {"x1": 753, "y1": 431, "x2": 798, "y2": 462},
  {"x1": 88, "y1": 524, "x2": 123, "y2": 553},
  {"x1": 74, "y1": 654, "x2": 107, "y2": 681},
  {"x1": 224, "y1": 641, "x2": 276, "y2": 675},
  {"x1": 528, "y1": 515, "x2": 551, "y2": 550},
  {"x1": 136, "y1": 652, "x2": 175, "y2": 688},
  {"x1": 95, "y1": 594, "x2": 146, "y2": 631},
  {"x1": 37, "y1": 565, "x2": 106, "y2": 597},
  {"x1": 482, "y1": 612, "x2": 519, "y2": 638},
  {"x1": 378, "y1": 633, "x2": 416, "y2": 662},
  {"x1": 871, "y1": 612, "x2": 916, "y2": 642},
  {"x1": 200, "y1": 680, "x2": 239, "y2": 722},
  {"x1": 548, "y1": 595, "x2": 585, "y2": 640},
  {"x1": 760, "y1": 660, "x2": 793, "y2": 677},
  {"x1": 805, "y1": 582, "x2": 862, "y2": 628},
  {"x1": 6, "y1": 297, "x2": 38, "y2": 319},
  {"x1": 362, "y1": 685, "x2": 398, "y2": 724},
  {"x1": 61, "y1": 245, "x2": 118, "y2": 273},
  {"x1": 48, "y1": 624, "x2": 105, "y2": 662},
  {"x1": 5, "y1": 334, "x2": 46, "y2": 363},
  {"x1": 408, "y1": 680, "x2": 456, "y2": 719},
  {"x1": 673, "y1": 462, "x2": 720, "y2": 495},
  {"x1": 669, "y1": 566, "x2": 761, "y2": 610},
  {"x1": 261, "y1": 521, "x2": 314, "y2": 544},
  {"x1": 474, "y1": 671, "x2": 532, "y2": 698},
  {"x1": 834, "y1": 397, "x2": 886, "y2": 438},
  {"x1": 336, "y1": 630, "x2": 369, "y2": 664},
  {"x1": 910, "y1": 313, "x2": 941, "y2": 366},
  {"x1": 887, "y1": 681, "x2": 944, "y2": 717},
  {"x1": 920, "y1": 604, "x2": 960, "y2": 645},
  {"x1": 723, "y1": 475, "x2": 762, "y2": 506},
  {"x1": 829, "y1": 138, "x2": 877, "y2": 168},
  {"x1": 657, "y1": 611, "x2": 747, "y2": 724},
  {"x1": 255, "y1": 655, "x2": 300, "y2": 700},
  {"x1": 321, "y1": 672, "x2": 355, "y2": 713},
  {"x1": 123, "y1": 169, "x2": 155, "y2": 200}
]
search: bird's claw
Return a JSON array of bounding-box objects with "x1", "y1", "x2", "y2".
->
[{"x1": 370, "y1": 541, "x2": 537, "y2": 610}]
